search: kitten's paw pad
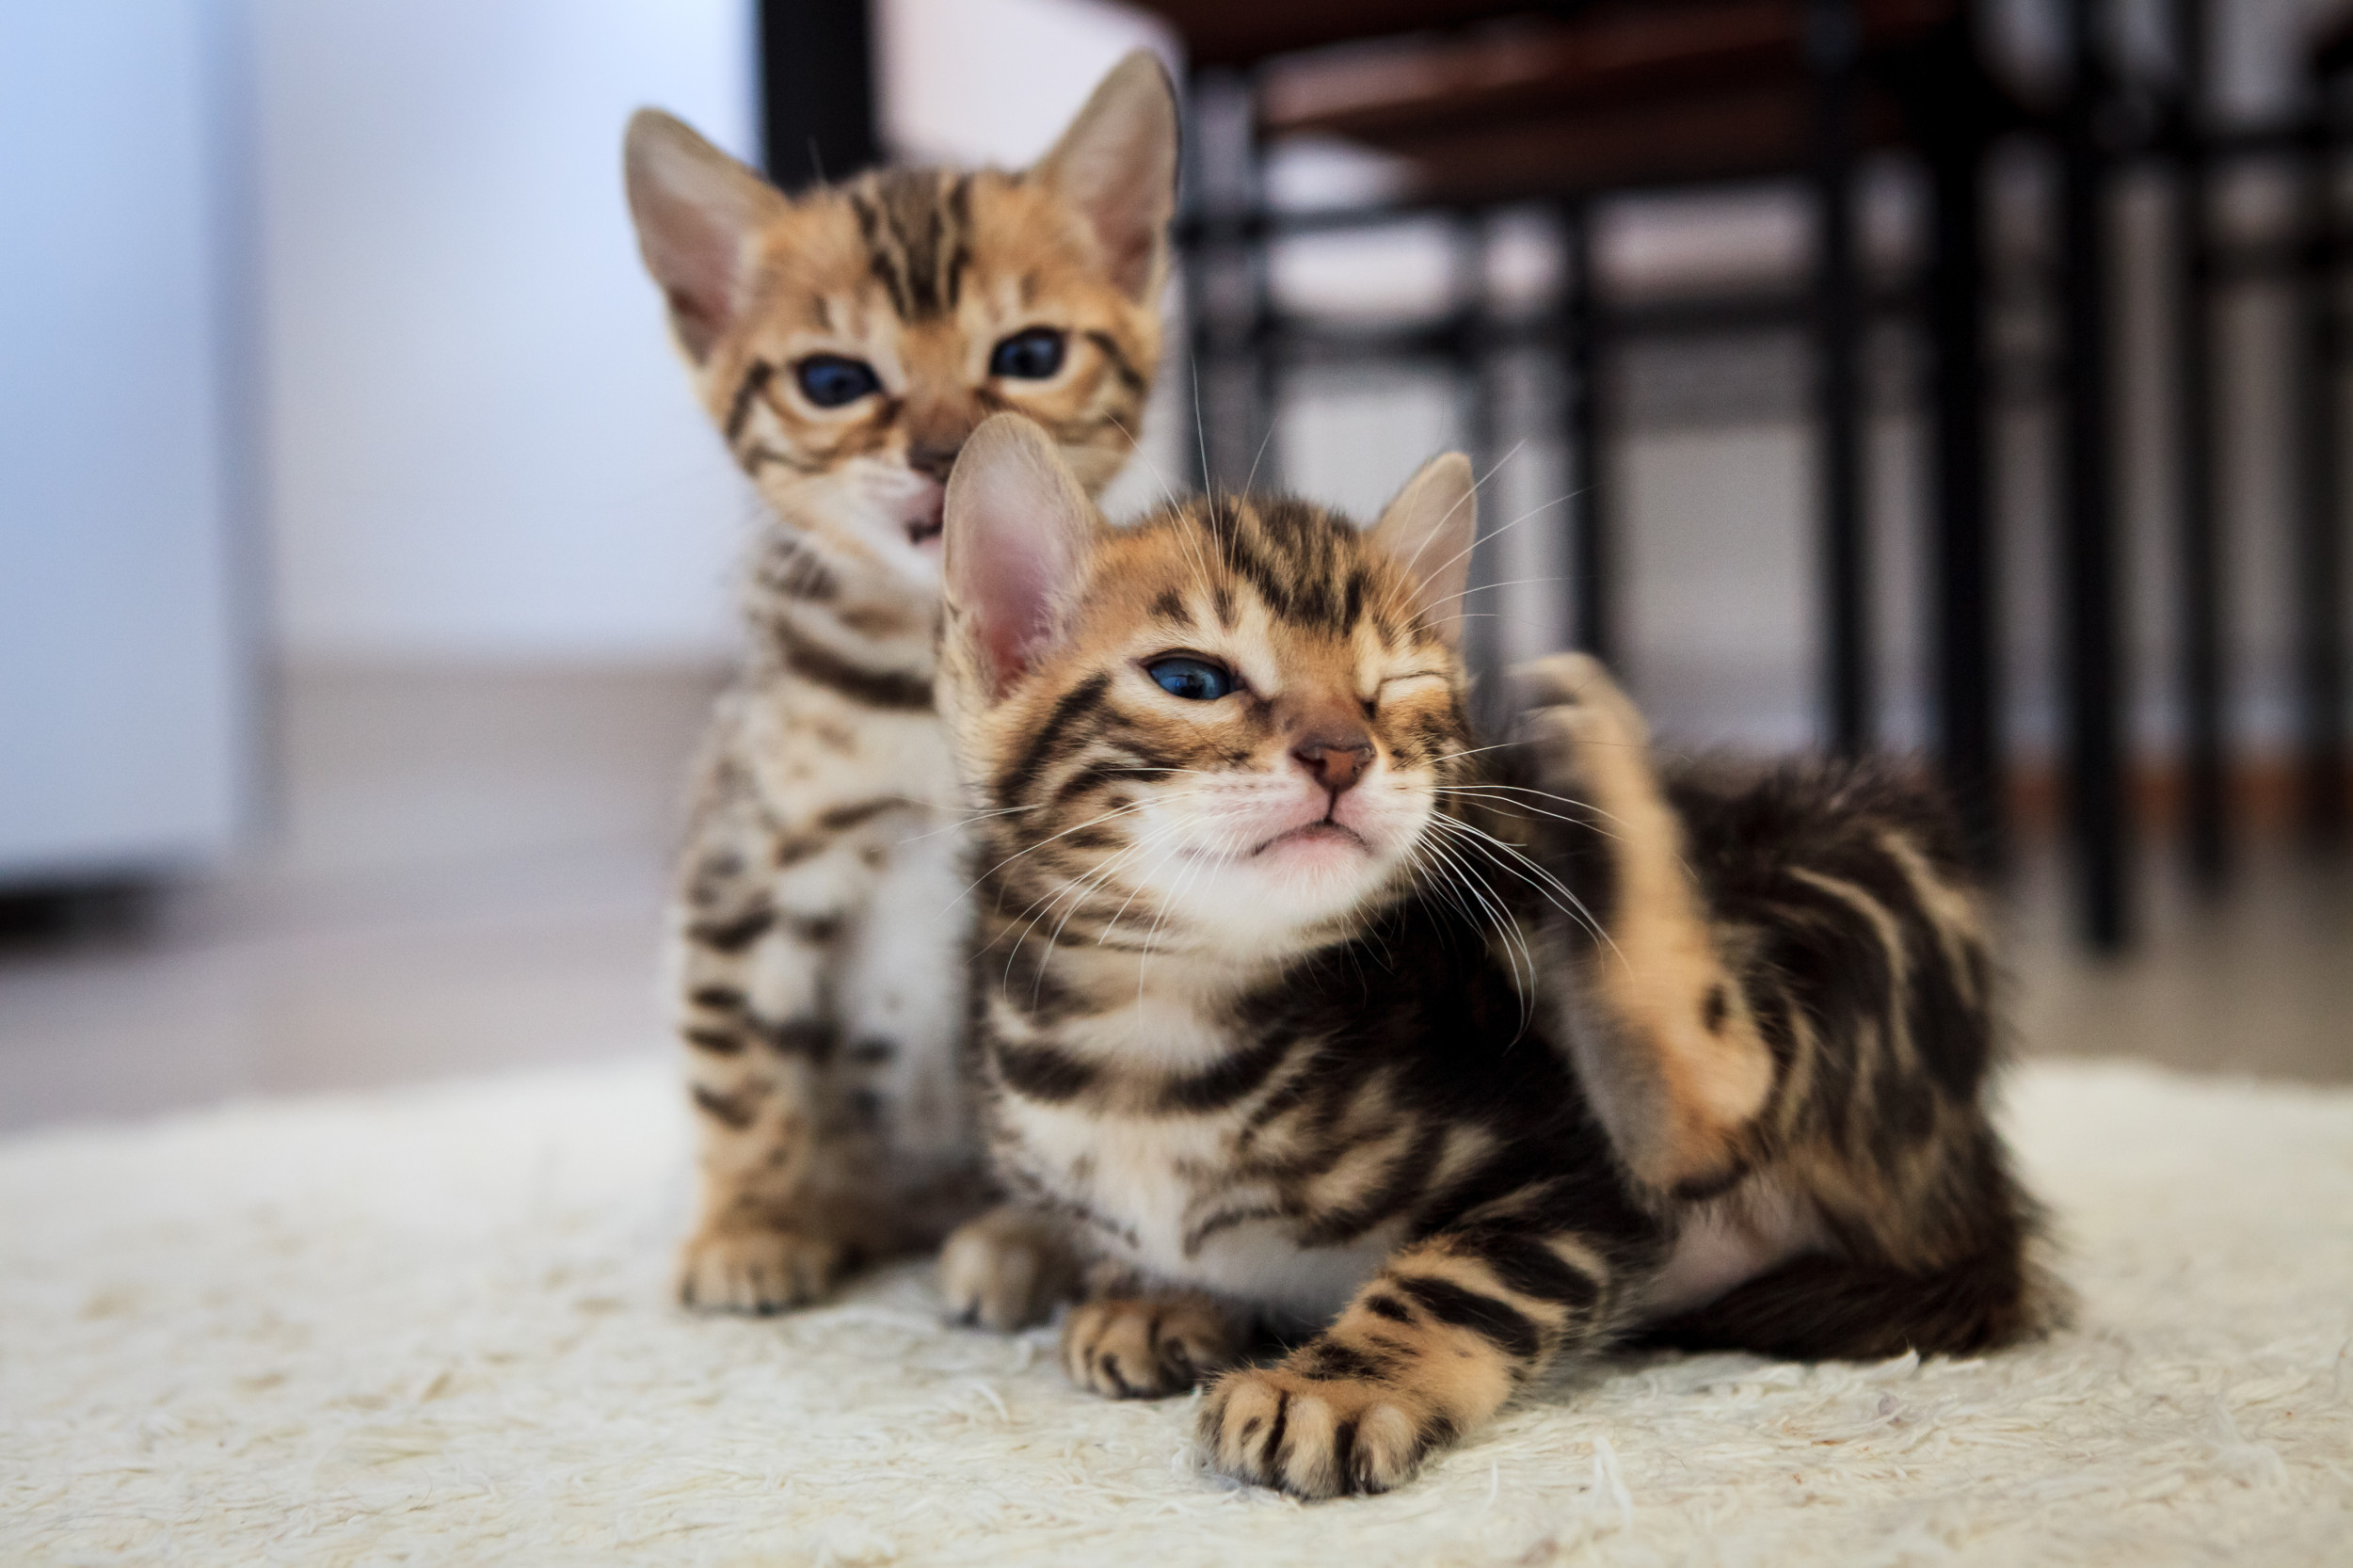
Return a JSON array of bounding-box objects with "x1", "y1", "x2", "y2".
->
[
  {"x1": 1198, "y1": 1366, "x2": 1435, "y2": 1499},
  {"x1": 676, "y1": 1227, "x2": 846, "y2": 1314},
  {"x1": 1062, "y1": 1294, "x2": 1237, "y2": 1399},
  {"x1": 939, "y1": 1207, "x2": 1077, "y2": 1332}
]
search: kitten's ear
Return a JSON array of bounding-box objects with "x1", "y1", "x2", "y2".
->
[
  {"x1": 623, "y1": 109, "x2": 787, "y2": 364},
  {"x1": 1032, "y1": 51, "x2": 1179, "y2": 302},
  {"x1": 944, "y1": 415, "x2": 1099, "y2": 694},
  {"x1": 1369, "y1": 453, "x2": 1478, "y2": 647}
]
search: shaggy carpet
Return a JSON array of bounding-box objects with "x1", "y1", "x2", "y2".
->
[{"x1": 2, "y1": 1057, "x2": 2347, "y2": 1567}]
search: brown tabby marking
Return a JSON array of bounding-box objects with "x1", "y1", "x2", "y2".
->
[
  {"x1": 625, "y1": 56, "x2": 1178, "y2": 1312},
  {"x1": 933, "y1": 415, "x2": 2059, "y2": 1499}
]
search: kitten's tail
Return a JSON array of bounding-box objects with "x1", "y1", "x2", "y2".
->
[{"x1": 1633, "y1": 1233, "x2": 2072, "y2": 1362}]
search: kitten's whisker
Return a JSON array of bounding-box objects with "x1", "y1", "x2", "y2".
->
[
  {"x1": 1241, "y1": 416, "x2": 1278, "y2": 498},
  {"x1": 951, "y1": 789, "x2": 1212, "y2": 913},
  {"x1": 1129, "y1": 826, "x2": 1229, "y2": 994},
  {"x1": 1098, "y1": 819, "x2": 1200, "y2": 939},
  {"x1": 1433, "y1": 786, "x2": 1630, "y2": 842},
  {"x1": 1105, "y1": 411, "x2": 1181, "y2": 514},
  {"x1": 1414, "y1": 827, "x2": 1536, "y2": 1018},
  {"x1": 1045, "y1": 816, "x2": 1193, "y2": 955},
  {"x1": 1430, "y1": 812, "x2": 1616, "y2": 961},
  {"x1": 1430, "y1": 574, "x2": 1568, "y2": 611},
  {"x1": 990, "y1": 799, "x2": 1207, "y2": 937},
  {"x1": 1417, "y1": 488, "x2": 1581, "y2": 587},
  {"x1": 1002, "y1": 827, "x2": 1171, "y2": 996},
  {"x1": 1188, "y1": 353, "x2": 1212, "y2": 499},
  {"x1": 1017, "y1": 804, "x2": 1200, "y2": 945},
  {"x1": 894, "y1": 802, "x2": 1040, "y2": 844},
  {"x1": 1394, "y1": 439, "x2": 1529, "y2": 587}
]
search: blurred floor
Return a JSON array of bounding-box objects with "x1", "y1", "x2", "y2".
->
[
  {"x1": 3, "y1": 834, "x2": 2346, "y2": 1135},
  {"x1": 0, "y1": 846, "x2": 671, "y2": 1132},
  {"x1": 1, "y1": 659, "x2": 722, "y2": 1133},
  {"x1": 2004, "y1": 843, "x2": 2353, "y2": 1085}
]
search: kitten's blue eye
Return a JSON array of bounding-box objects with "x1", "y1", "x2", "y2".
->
[
  {"x1": 1146, "y1": 657, "x2": 1233, "y2": 701},
  {"x1": 795, "y1": 355, "x2": 880, "y2": 408},
  {"x1": 989, "y1": 328, "x2": 1065, "y2": 380}
]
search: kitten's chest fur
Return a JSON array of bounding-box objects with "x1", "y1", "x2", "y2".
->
[
  {"x1": 978, "y1": 936, "x2": 1563, "y2": 1325},
  {"x1": 994, "y1": 1042, "x2": 1410, "y2": 1323}
]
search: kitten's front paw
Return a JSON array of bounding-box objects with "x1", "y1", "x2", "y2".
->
[
  {"x1": 1198, "y1": 1365, "x2": 1438, "y2": 1499},
  {"x1": 939, "y1": 1205, "x2": 1077, "y2": 1331},
  {"x1": 1062, "y1": 1293, "x2": 1237, "y2": 1399},
  {"x1": 676, "y1": 1225, "x2": 846, "y2": 1314}
]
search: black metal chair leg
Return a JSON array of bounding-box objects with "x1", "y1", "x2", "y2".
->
[
  {"x1": 1453, "y1": 216, "x2": 1506, "y2": 704},
  {"x1": 2297, "y1": 98, "x2": 2348, "y2": 846},
  {"x1": 1927, "y1": 127, "x2": 2001, "y2": 872},
  {"x1": 2060, "y1": 0, "x2": 2133, "y2": 952},
  {"x1": 1180, "y1": 67, "x2": 1260, "y2": 493},
  {"x1": 1559, "y1": 200, "x2": 1611, "y2": 667},
  {"x1": 759, "y1": 0, "x2": 878, "y2": 190},
  {"x1": 2174, "y1": 0, "x2": 2230, "y2": 890},
  {"x1": 1810, "y1": 0, "x2": 1871, "y2": 755}
]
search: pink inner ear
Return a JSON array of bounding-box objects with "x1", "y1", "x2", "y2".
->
[
  {"x1": 648, "y1": 204, "x2": 739, "y2": 359},
  {"x1": 963, "y1": 518, "x2": 1068, "y2": 687}
]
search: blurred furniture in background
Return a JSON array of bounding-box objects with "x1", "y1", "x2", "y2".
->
[
  {"x1": 1151, "y1": 0, "x2": 2017, "y2": 888},
  {"x1": 1137, "y1": 0, "x2": 2352, "y2": 953},
  {"x1": 0, "y1": 2, "x2": 254, "y2": 899}
]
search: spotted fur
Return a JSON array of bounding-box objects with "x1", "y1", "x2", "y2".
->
[
  {"x1": 932, "y1": 416, "x2": 2061, "y2": 1498},
  {"x1": 624, "y1": 56, "x2": 1178, "y2": 1311}
]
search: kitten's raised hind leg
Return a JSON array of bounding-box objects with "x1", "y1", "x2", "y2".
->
[{"x1": 1514, "y1": 653, "x2": 1776, "y2": 1197}]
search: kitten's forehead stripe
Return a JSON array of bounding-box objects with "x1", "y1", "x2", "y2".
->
[
  {"x1": 847, "y1": 168, "x2": 975, "y2": 325},
  {"x1": 844, "y1": 188, "x2": 902, "y2": 318}
]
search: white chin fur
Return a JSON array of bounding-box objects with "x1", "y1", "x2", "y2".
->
[{"x1": 1130, "y1": 780, "x2": 1433, "y2": 952}]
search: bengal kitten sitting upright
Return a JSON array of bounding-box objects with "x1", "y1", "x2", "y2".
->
[
  {"x1": 932, "y1": 415, "x2": 2059, "y2": 1499},
  {"x1": 621, "y1": 56, "x2": 1177, "y2": 1312}
]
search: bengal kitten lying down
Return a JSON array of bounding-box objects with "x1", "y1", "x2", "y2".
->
[
  {"x1": 932, "y1": 415, "x2": 2061, "y2": 1499},
  {"x1": 621, "y1": 56, "x2": 1176, "y2": 1311}
]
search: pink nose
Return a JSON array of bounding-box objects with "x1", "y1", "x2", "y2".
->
[{"x1": 1292, "y1": 732, "x2": 1374, "y2": 796}]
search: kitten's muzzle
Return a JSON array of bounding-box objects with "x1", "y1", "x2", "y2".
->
[{"x1": 1292, "y1": 732, "x2": 1374, "y2": 797}]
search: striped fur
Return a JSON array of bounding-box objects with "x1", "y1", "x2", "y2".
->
[
  {"x1": 623, "y1": 56, "x2": 1177, "y2": 1311},
  {"x1": 932, "y1": 419, "x2": 2059, "y2": 1499}
]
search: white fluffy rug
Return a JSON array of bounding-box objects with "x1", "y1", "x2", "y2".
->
[{"x1": 4, "y1": 1058, "x2": 2348, "y2": 1567}]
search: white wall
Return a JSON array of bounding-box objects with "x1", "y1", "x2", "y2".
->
[
  {"x1": 252, "y1": 0, "x2": 756, "y2": 661},
  {"x1": 252, "y1": 0, "x2": 1196, "y2": 663},
  {"x1": 877, "y1": 0, "x2": 1176, "y2": 168}
]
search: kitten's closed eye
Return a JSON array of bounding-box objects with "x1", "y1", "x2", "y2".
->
[
  {"x1": 1145, "y1": 656, "x2": 1233, "y2": 701},
  {"x1": 990, "y1": 328, "x2": 1066, "y2": 380},
  {"x1": 796, "y1": 355, "x2": 881, "y2": 408}
]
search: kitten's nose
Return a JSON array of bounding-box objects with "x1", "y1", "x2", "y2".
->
[{"x1": 1292, "y1": 731, "x2": 1375, "y2": 797}]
